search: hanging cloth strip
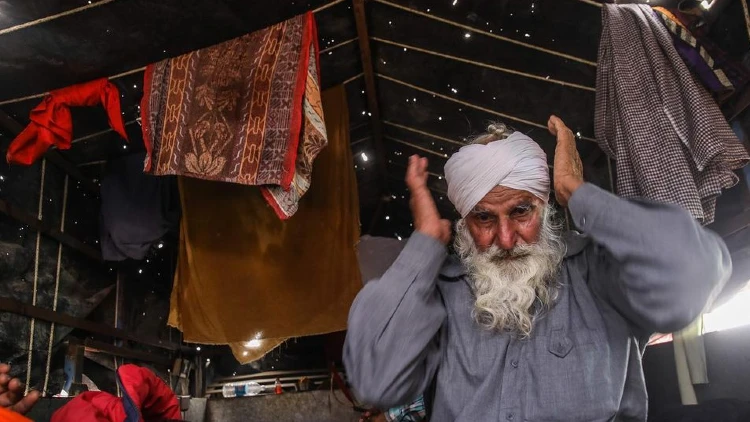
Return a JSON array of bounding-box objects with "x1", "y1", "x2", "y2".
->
[
  {"x1": 141, "y1": 12, "x2": 325, "y2": 219},
  {"x1": 653, "y1": 6, "x2": 749, "y2": 104},
  {"x1": 6, "y1": 78, "x2": 128, "y2": 165},
  {"x1": 99, "y1": 152, "x2": 180, "y2": 261},
  {"x1": 656, "y1": 6, "x2": 750, "y2": 94},
  {"x1": 595, "y1": 4, "x2": 749, "y2": 224},
  {"x1": 169, "y1": 85, "x2": 361, "y2": 363}
]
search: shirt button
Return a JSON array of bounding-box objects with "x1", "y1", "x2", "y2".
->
[
  {"x1": 581, "y1": 216, "x2": 587, "y2": 226},
  {"x1": 507, "y1": 413, "x2": 514, "y2": 420},
  {"x1": 511, "y1": 360, "x2": 518, "y2": 368}
]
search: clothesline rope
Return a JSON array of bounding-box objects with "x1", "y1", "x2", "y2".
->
[
  {"x1": 388, "y1": 166, "x2": 449, "y2": 196},
  {"x1": 42, "y1": 175, "x2": 68, "y2": 396},
  {"x1": 372, "y1": 37, "x2": 596, "y2": 92},
  {"x1": 377, "y1": 73, "x2": 598, "y2": 142},
  {"x1": 387, "y1": 133, "x2": 555, "y2": 170},
  {"x1": 0, "y1": 0, "x2": 117, "y2": 36},
  {"x1": 114, "y1": 271, "x2": 122, "y2": 397},
  {"x1": 0, "y1": 0, "x2": 344, "y2": 36},
  {"x1": 0, "y1": 66, "x2": 146, "y2": 107},
  {"x1": 351, "y1": 136, "x2": 371, "y2": 146},
  {"x1": 373, "y1": 0, "x2": 598, "y2": 67},
  {"x1": 320, "y1": 37, "x2": 358, "y2": 54},
  {"x1": 391, "y1": 160, "x2": 446, "y2": 181},
  {"x1": 311, "y1": 0, "x2": 348, "y2": 14},
  {"x1": 342, "y1": 72, "x2": 365, "y2": 85},
  {"x1": 0, "y1": 92, "x2": 48, "y2": 107},
  {"x1": 0, "y1": 0, "x2": 344, "y2": 106},
  {"x1": 25, "y1": 159, "x2": 47, "y2": 393},
  {"x1": 383, "y1": 121, "x2": 466, "y2": 146},
  {"x1": 386, "y1": 135, "x2": 450, "y2": 159},
  {"x1": 108, "y1": 66, "x2": 147, "y2": 81},
  {"x1": 0, "y1": 67, "x2": 361, "y2": 107},
  {"x1": 71, "y1": 119, "x2": 139, "y2": 145}
]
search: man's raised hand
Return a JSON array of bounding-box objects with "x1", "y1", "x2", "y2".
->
[
  {"x1": 406, "y1": 155, "x2": 451, "y2": 245},
  {"x1": 547, "y1": 115, "x2": 584, "y2": 207}
]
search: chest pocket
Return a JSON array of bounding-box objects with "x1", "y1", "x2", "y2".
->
[
  {"x1": 522, "y1": 262, "x2": 616, "y2": 422},
  {"x1": 548, "y1": 328, "x2": 574, "y2": 358},
  {"x1": 524, "y1": 326, "x2": 615, "y2": 421}
]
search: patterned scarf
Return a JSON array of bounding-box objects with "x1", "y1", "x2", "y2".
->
[{"x1": 141, "y1": 12, "x2": 326, "y2": 219}]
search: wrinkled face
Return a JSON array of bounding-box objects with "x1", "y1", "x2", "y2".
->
[
  {"x1": 454, "y1": 186, "x2": 564, "y2": 337},
  {"x1": 464, "y1": 185, "x2": 544, "y2": 253}
]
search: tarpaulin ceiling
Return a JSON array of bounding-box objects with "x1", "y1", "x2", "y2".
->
[{"x1": 0, "y1": 0, "x2": 747, "y2": 237}]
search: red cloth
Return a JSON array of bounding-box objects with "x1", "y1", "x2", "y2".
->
[
  {"x1": 51, "y1": 365, "x2": 181, "y2": 422},
  {"x1": 6, "y1": 78, "x2": 128, "y2": 165}
]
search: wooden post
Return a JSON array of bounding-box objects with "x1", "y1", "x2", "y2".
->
[
  {"x1": 64, "y1": 339, "x2": 87, "y2": 396},
  {"x1": 352, "y1": 0, "x2": 389, "y2": 195}
]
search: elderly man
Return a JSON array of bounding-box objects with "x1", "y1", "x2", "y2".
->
[{"x1": 344, "y1": 116, "x2": 731, "y2": 421}]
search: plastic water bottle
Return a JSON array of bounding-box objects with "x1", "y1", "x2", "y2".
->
[
  {"x1": 274, "y1": 378, "x2": 283, "y2": 395},
  {"x1": 222, "y1": 381, "x2": 265, "y2": 398}
]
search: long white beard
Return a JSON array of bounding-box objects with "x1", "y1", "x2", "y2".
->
[{"x1": 453, "y1": 206, "x2": 566, "y2": 338}]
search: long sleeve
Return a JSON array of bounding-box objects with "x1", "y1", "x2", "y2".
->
[
  {"x1": 568, "y1": 183, "x2": 732, "y2": 334},
  {"x1": 344, "y1": 232, "x2": 448, "y2": 409}
]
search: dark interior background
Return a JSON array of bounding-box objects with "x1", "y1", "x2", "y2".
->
[{"x1": 0, "y1": 0, "x2": 748, "y2": 409}]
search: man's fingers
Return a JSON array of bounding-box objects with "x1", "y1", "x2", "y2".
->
[
  {"x1": 548, "y1": 115, "x2": 567, "y2": 137},
  {"x1": 0, "y1": 391, "x2": 20, "y2": 408},
  {"x1": 414, "y1": 156, "x2": 428, "y2": 175},
  {"x1": 406, "y1": 155, "x2": 419, "y2": 185},
  {"x1": 406, "y1": 155, "x2": 430, "y2": 191},
  {"x1": 0, "y1": 374, "x2": 10, "y2": 394},
  {"x1": 0, "y1": 378, "x2": 24, "y2": 405},
  {"x1": 7, "y1": 378, "x2": 22, "y2": 393},
  {"x1": 10, "y1": 390, "x2": 39, "y2": 415}
]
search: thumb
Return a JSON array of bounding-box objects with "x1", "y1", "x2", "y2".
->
[{"x1": 547, "y1": 117, "x2": 558, "y2": 136}]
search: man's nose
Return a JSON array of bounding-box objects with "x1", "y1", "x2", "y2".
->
[{"x1": 494, "y1": 220, "x2": 517, "y2": 250}]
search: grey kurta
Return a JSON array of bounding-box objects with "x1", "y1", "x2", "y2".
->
[{"x1": 344, "y1": 183, "x2": 731, "y2": 422}]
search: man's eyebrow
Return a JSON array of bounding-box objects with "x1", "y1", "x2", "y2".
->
[
  {"x1": 512, "y1": 201, "x2": 534, "y2": 209},
  {"x1": 469, "y1": 206, "x2": 493, "y2": 215}
]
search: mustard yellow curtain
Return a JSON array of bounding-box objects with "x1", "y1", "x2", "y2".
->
[{"x1": 169, "y1": 85, "x2": 361, "y2": 362}]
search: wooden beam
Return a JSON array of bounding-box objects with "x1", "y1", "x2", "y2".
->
[
  {"x1": 83, "y1": 338, "x2": 172, "y2": 366},
  {"x1": 0, "y1": 198, "x2": 101, "y2": 261},
  {"x1": 65, "y1": 339, "x2": 88, "y2": 396},
  {"x1": 352, "y1": 0, "x2": 388, "y2": 190},
  {"x1": 0, "y1": 110, "x2": 99, "y2": 194},
  {"x1": 0, "y1": 296, "x2": 184, "y2": 352},
  {"x1": 387, "y1": 174, "x2": 449, "y2": 197}
]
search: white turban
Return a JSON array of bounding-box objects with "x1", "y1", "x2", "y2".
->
[{"x1": 444, "y1": 132, "x2": 550, "y2": 217}]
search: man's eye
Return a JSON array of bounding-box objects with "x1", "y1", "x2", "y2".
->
[
  {"x1": 475, "y1": 213, "x2": 494, "y2": 223},
  {"x1": 512, "y1": 206, "x2": 531, "y2": 217}
]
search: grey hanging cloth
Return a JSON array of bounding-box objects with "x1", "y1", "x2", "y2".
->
[
  {"x1": 100, "y1": 152, "x2": 180, "y2": 261},
  {"x1": 357, "y1": 235, "x2": 406, "y2": 284},
  {"x1": 595, "y1": 4, "x2": 749, "y2": 224}
]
